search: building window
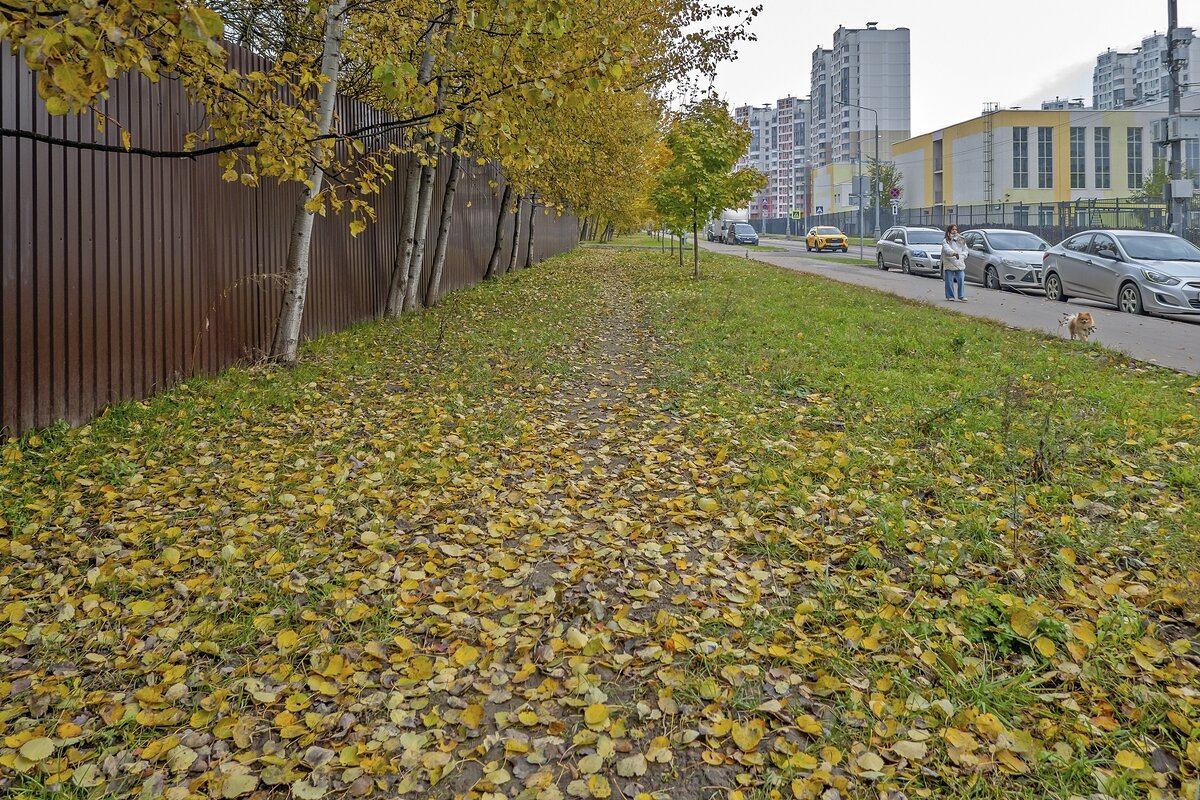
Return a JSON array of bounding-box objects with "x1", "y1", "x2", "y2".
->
[
  {"x1": 1038, "y1": 127, "x2": 1054, "y2": 189},
  {"x1": 1127, "y1": 127, "x2": 1143, "y2": 189},
  {"x1": 1095, "y1": 127, "x2": 1111, "y2": 189},
  {"x1": 1012, "y1": 127, "x2": 1029, "y2": 188},
  {"x1": 1187, "y1": 139, "x2": 1200, "y2": 183},
  {"x1": 1070, "y1": 127, "x2": 1086, "y2": 189}
]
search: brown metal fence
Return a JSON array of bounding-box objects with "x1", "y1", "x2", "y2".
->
[{"x1": 0, "y1": 46, "x2": 576, "y2": 435}]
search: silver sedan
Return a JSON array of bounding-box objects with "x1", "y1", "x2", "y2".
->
[
  {"x1": 1042, "y1": 229, "x2": 1200, "y2": 316},
  {"x1": 961, "y1": 229, "x2": 1050, "y2": 291}
]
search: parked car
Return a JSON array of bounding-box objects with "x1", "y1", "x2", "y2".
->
[
  {"x1": 960, "y1": 228, "x2": 1051, "y2": 291},
  {"x1": 724, "y1": 222, "x2": 760, "y2": 246},
  {"x1": 1041, "y1": 229, "x2": 1200, "y2": 315},
  {"x1": 806, "y1": 226, "x2": 849, "y2": 252},
  {"x1": 876, "y1": 226, "x2": 945, "y2": 275}
]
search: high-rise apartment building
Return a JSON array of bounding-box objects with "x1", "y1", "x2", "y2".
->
[
  {"x1": 809, "y1": 24, "x2": 911, "y2": 170},
  {"x1": 808, "y1": 23, "x2": 911, "y2": 219},
  {"x1": 1093, "y1": 29, "x2": 1200, "y2": 109},
  {"x1": 734, "y1": 98, "x2": 810, "y2": 220},
  {"x1": 732, "y1": 23, "x2": 910, "y2": 223}
]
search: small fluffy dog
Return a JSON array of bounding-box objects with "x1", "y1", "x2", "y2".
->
[{"x1": 1059, "y1": 311, "x2": 1096, "y2": 341}]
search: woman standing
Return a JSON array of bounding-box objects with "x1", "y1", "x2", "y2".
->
[{"x1": 941, "y1": 224, "x2": 968, "y2": 302}]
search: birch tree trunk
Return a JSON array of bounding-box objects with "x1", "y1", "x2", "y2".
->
[
  {"x1": 485, "y1": 183, "x2": 513, "y2": 279},
  {"x1": 270, "y1": 0, "x2": 349, "y2": 363},
  {"x1": 424, "y1": 123, "x2": 466, "y2": 306},
  {"x1": 384, "y1": 22, "x2": 440, "y2": 318},
  {"x1": 506, "y1": 194, "x2": 524, "y2": 274},
  {"x1": 524, "y1": 193, "x2": 537, "y2": 268},
  {"x1": 692, "y1": 204, "x2": 699, "y2": 279},
  {"x1": 402, "y1": 15, "x2": 456, "y2": 312}
]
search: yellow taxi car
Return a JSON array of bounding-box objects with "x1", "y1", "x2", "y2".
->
[{"x1": 806, "y1": 226, "x2": 849, "y2": 253}]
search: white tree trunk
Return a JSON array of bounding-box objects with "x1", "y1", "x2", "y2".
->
[
  {"x1": 506, "y1": 194, "x2": 524, "y2": 274},
  {"x1": 523, "y1": 193, "x2": 537, "y2": 268},
  {"x1": 425, "y1": 123, "x2": 466, "y2": 306},
  {"x1": 402, "y1": 140, "x2": 440, "y2": 311},
  {"x1": 485, "y1": 182, "x2": 513, "y2": 279},
  {"x1": 270, "y1": 0, "x2": 349, "y2": 363},
  {"x1": 384, "y1": 36, "x2": 439, "y2": 318},
  {"x1": 403, "y1": 12, "x2": 456, "y2": 312}
]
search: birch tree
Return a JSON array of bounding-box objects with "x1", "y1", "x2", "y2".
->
[
  {"x1": 269, "y1": 0, "x2": 350, "y2": 363},
  {"x1": 425, "y1": 123, "x2": 468, "y2": 305}
]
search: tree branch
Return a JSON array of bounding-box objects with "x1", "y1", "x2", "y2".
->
[{"x1": 0, "y1": 127, "x2": 255, "y2": 159}]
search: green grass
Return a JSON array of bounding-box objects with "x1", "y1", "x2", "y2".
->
[
  {"x1": 628, "y1": 247, "x2": 1199, "y2": 799},
  {"x1": 605, "y1": 232, "x2": 665, "y2": 247},
  {"x1": 2, "y1": 246, "x2": 1197, "y2": 800}
]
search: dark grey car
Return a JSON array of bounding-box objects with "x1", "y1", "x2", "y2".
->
[
  {"x1": 961, "y1": 229, "x2": 1051, "y2": 291},
  {"x1": 724, "y1": 222, "x2": 759, "y2": 246},
  {"x1": 875, "y1": 226, "x2": 945, "y2": 275},
  {"x1": 1042, "y1": 229, "x2": 1200, "y2": 316}
]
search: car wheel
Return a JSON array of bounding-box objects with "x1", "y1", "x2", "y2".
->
[
  {"x1": 984, "y1": 265, "x2": 1001, "y2": 290},
  {"x1": 841, "y1": 247, "x2": 848, "y2": 253},
  {"x1": 901, "y1": 256, "x2": 911, "y2": 274},
  {"x1": 877, "y1": 252, "x2": 887, "y2": 271},
  {"x1": 1118, "y1": 282, "x2": 1144, "y2": 315},
  {"x1": 1044, "y1": 272, "x2": 1068, "y2": 302}
]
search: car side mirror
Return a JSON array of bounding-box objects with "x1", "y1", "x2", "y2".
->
[{"x1": 1097, "y1": 247, "x2": 1119, "y2": 260}]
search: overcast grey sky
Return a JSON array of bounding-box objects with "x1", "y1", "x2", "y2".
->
[{"x1": 708, "y1": 0, "x2": 1200, "y2": 135}]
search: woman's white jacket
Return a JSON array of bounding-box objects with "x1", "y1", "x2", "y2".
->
[{"x1": 941, "y1": 236, "x2": 968, "y2": 272}]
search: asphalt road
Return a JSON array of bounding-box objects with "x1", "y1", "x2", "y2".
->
[{"x1": 700, "y1": 240, "x2": 1200, "y2": 375}]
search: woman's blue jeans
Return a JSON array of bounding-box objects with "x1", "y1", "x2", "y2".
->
[{"x1": 944, "y1": 269, "x2": 965, "y2": 299}]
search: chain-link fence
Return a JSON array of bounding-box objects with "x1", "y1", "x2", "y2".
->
[{"x1": 750, "y1": 197, "x2": 1200, "y2": 244}]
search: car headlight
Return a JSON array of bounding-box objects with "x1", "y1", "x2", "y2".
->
[
  {"x1": 1001, "y1": 258, "x2": 1028, "y2": 270},
  {"x1": 1141, "y1": 269, "x2": 1181, "y2": 286},
  {"x1": 912, "y1": 250, "x2": 928, "y2": 258}
]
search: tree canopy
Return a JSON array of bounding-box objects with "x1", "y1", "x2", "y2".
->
[
  {"x1": 651, "y1": 95, "x2": 766, "y2": 277},
  {"x1": 2, "y1": 0, "x2": 761, "y2": 358}
]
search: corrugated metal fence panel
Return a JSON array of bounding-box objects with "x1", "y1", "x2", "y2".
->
[{"x1": 0, "y1": 45, "x2": 577, "y2": 435}]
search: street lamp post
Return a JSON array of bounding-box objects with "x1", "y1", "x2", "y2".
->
[{"x1": 833, "y1": 99, "x2": 880, "y2": 241}]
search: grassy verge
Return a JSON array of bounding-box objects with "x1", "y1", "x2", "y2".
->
[
  {"x1": 632, "y1": 247, "x2": 1200, "y2": 799},
  {"x1": 1, "y1": 247, "x2": 1197, "y2": 800},
  {"x1": 606, "y1": 232, "x2": 664, "y2": 247}
]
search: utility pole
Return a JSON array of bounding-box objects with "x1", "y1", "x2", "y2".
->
[
  {"x1": 833, "y1": 99, "x2": 881, "y2": 240},
  {"x1": 1168, "y1": 0, "x2": 1186, "y2": 238},
  {"x1": 857, "y1": 155, "x2": 864, "y2": 261},
  {"x1": 872, "y1": 115, "x2": 880, "y2": 241},
  {"x1": 803, "y1": 99, "x2": 811, "y2": 236}
]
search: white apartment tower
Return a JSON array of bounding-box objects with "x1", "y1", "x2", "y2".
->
[
  {"x1": 809, "y1": 23, "x2": 911, "y2": 170},
  {"x1": 734, "y1": 104, "x2": 777, "y2": 219},
  {"x1": 734, "y1": 99, "x2": 810, "y2": 220},
  {"x1": 1094, "y1": 49, "x2": 1137, "y2": 109},
  {"x1": 1093, "y1": 29, "x2": 1200, "y2": 109}
]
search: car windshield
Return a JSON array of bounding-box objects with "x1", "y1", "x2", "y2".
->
[
  {"x1": 1115, "y1": 234, "x2": 1200, "y2": 261},
  {"x1": 816, "y1": 227, "x2": 841, "y2": 235},
  {"x1": 908, "y1": 231, "x2": 944, "y2": 245},
  {"x1": 986, "y1": 231, "x2": 1048, "y2": 251},
  {"x1": 734, "y1": 224, "x2": 756, "y2": 234}
]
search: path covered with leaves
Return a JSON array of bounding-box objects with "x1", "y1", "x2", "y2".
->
[{"x1": 2, "y1": 248, "x2": 1199, "y2": 800}]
